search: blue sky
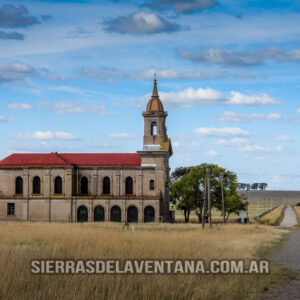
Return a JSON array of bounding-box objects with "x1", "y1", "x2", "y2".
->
[{"x1": 1, "y1": 0, "x2": 300, "y2": 189}]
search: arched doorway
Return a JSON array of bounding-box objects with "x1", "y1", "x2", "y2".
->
[
  {"x1": 144, "y1": 206, "x2": 155, "y2": 223},
  {"x1": 94, "y1": 206, "x2": 105, "y2": 222},
  {"x1": 127, "y1": 206, "x2": 138, "y2": 223},
  {"x1": 77, "y1": 206, "x2": 88, "y2": 222},
  {"x1": 110, "y1": 206, "x2": 121, "y2": 222}
]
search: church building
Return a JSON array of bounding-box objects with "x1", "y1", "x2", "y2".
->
[{"x1": 0, "y1": 79, "x2": 173, "y2": 223}]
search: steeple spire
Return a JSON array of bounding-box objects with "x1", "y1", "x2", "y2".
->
[
  {"x1": 152, "y1": 73, "x2": 158, "y2": 97},
  {"x1": 146, "y1": 76, "x2": 164, "y2": 112}
]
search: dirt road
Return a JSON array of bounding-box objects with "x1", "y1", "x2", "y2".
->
[
  {"x1": 264, "y1": 206, "x2": 299, "y2": 299},
  {"x1": 280, "y1": 205, "x2": 297, "y2": 227}
]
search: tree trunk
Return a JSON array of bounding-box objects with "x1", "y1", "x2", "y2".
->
[
  {"x1": 225, "y1": 214, "x2": 229, "y2": 223},
  {"x1": 197, "y1": 213, "x2": 202, "y2": 223},
  {"x1": 184, "y1": 209, "x2": 190, "y2": 223}
]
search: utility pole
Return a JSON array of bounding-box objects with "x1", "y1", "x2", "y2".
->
[
  {"x1": 220, "y1": 174, "x2": 225, "y2": 225},
  {"x1": 202, "y1": 171, "x2": 207, "y2": 229},
  {"x1": 207, "y1": 167, "x2": 212, "y2": 228}
]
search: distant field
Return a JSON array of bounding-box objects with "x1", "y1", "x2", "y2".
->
[
  {"x1": 0, "y1": 222, "x2": 286, "y2": 300},
  {"x1": 171, "y1": 200, "x2": 284, "y2": 223}
]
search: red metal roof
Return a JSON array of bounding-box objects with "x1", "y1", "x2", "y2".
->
[{"x1": 0, "y1": 153, "x2": 141, "y2": 167}]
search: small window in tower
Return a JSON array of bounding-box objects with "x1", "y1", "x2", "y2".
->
[
  {"x1": 151, "y1": 122, "x2": 157, "y2": 135},
  {"x1": 149, "y1": 180, "x2": 155, "y2": 190}
]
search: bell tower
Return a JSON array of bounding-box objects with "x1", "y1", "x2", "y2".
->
[
  {"x1": 142, "y1": 76, "x2": 172, "y2": 155},
  {"x1": 137, "y1": 77, "x2": 172, "y2": 222}
]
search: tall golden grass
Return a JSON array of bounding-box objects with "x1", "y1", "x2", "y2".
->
[
  {"x1": 258, "y1": 204, "x2": 285, "y2": 226},
  {"x1": 0, "y1": 222, "x2": 284, "y2": 300},
  {"x1": 293, "y1": 206, "x2": 300, "y2": 226}
]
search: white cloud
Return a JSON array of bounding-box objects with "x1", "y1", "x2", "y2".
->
[
  {"x1": 81, "y1": 67, "x2": 224, "y2": 81},
  {"x1": 8, "y1": 103, "x2": 32, "y2": 110},
  {"x1": 194, "y1": 127, "x2": 249, "y2": 137},
  {"x1": 254, "y1": 156, "x2": 265, "y2": 160},
  {"x1": 275, "y1": 135, "x2": 291, "y2": 142},
  {"x1": 103, "y1": 12, "x2": 181, "y2": 35},
  {"x1": 139, "y1": 87, "x2": 278, "y2": 109},
  {"x1": 33, "y1": 131, "x2": 79, "y2": 140},
  {"x1": 173, "y1": 141, "x2": 180, "y2": 147},
  {"x1": 108, "y1": 133, "x2": 136, "y2": 139},
  {"x1": 178, "y1": 45, "x2": 300, "y2": 66},
  {"x1": 0, "y1": 62, "x2": 36, "y2": 82},
  {"x1": 239, "y1": 145, "x2": 270, "y2": 153},
  {"x1": 215, "y1": 137, "x2": 251, "y2": 146},
  {"x1": 135, "y1": 68, "x2": 224, "y2": 80},
  {"x1": 217, "y1": 111, "x2": 282, "y2": 123},
  {"x1": 49, "y1": 102, "x2": 86, "y2": 114},
  {"x1": 16, "y1": 131, "x2": 79, "y2": 141},
  {"x1": 191, "y1": 141, "x2": 200, "y2": 146},
  {"x1": 204, "y1": 149, "x2": 218, "y2": 156},
  {"x1": 39, "y1": 101, "x2": 115, "y2": 116},
  {"x1": 0, "y1": 115, "x2": 13, "y2": 122},
  {"x1": 143, "y1": 87, "x2": 225, "y2": 109},
  {"x1": 226, "y1": 92, "x2": 279, "y2": 106},
  {"x1": 47, "y1": 85, "x2": 87, "y2": 96}
]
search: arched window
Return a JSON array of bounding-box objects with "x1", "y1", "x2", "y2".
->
[
  {"x1": 151, "y1": 121, "x2": 157, "y2": 135},
  {"x1": 54, "y1": 176, "x2": 62, "y2": 194},
  {"x1": 15, "y1": 177, "x2": 23, "y2": 195},
  {"x1": 103, "y1": 177, "x2": 110, "y2": 195},
  {"x1": 125, "y1": 177, "x2": 133, "y2": 195},
  {"x1": 149, "y1": 179, "x2": 155, "y2": 190},
  {"x1": 33, "y1": 176, "x2": 41, "y2": 194},
  {"x1": 81, "y1": 176, "x2": 88, "y2": 195},
  {"x1": 144, "y1": 206, "x2": 155, "y2": 223}
]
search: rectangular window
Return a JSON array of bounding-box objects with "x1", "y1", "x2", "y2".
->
[{"x1": 7, "y1": 203, "x2": 15, "y2": 216}]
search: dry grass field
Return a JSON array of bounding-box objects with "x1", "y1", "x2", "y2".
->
[
  {"x1": 0, "y1": 222, "x2": 287, "y2": 300},
  {"x1": 258, "y1": 204, "x2": 285, "y2": 226},
  {"x1": 293, "y1": 206, "x2": 300, "y2": 226}
]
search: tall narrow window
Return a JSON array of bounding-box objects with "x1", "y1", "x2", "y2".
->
[
  {"x1": 149, "y1": 179, "x2": 155, "y2": 190},
  {"x1": 125, "y1": 177, "x2": 133, "y2": 195},
  {"x1": 7, "y1": 203, "x2": 15, "y2": 216},
  {"x1": 55, "y1": 176, "x2": 62, "y2": 194},
  {"x1": 81, "y1": 176, "x2": 88, "y2": 195},
  {"x1": 33, "y1": 176, "x2": 41, "y2": 194},
  {"x1": 103, "y1": 177, "x2": 110, "y2": 195},
  {"x1": 151, "y1": 121, "x2": 157, "y2": 135},
  {"x1": 15, "y1": 177, "x2": 23, "y2": 194}
]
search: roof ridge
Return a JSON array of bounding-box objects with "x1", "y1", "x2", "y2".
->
[{"x1": 53, "y1": 152, "x2": 73, "y2": 165}]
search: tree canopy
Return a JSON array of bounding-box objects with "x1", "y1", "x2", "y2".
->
[{"x1": 170, "y1": 164, "x2": 247, "y2": 223}]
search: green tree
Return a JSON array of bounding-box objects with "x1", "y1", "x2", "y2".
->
[
  {"x1": 171, "y1": 175, "x2": 195, "y2": 222},
  {"x1": 251, "y1": 183, "x2": 259, "y2": 190},
  {"x1": 170, "y1": 163, "x2": 246, "y2": 223}
]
